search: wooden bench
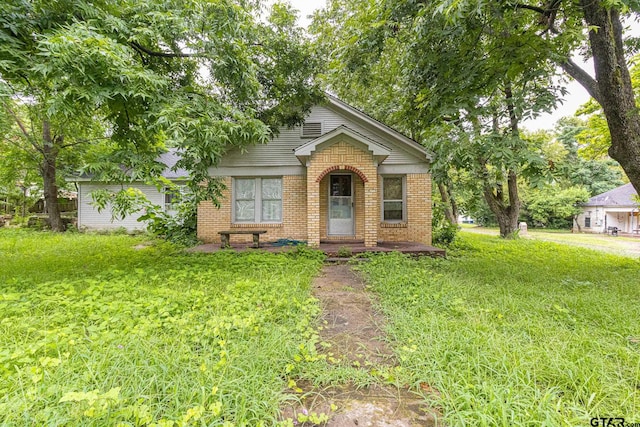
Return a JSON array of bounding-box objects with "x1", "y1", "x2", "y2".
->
[{"x1": 218, "y1": 230, "x2": 267, "y2": 249}]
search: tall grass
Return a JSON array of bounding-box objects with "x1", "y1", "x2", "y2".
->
[
  {"x1": 0, "y1": 229, "x2": 325, "y2": 425},
  {"x1": 357, "y1": 234, "x2": 640, "y2": 425}
]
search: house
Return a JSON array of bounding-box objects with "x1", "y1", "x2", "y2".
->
[
  {"x1": 197, "y1": 95, "x2": 433, "y2": 247},
  {"x1": 74, "y1": 150, "x2": 187, "y2": 230},
  {"x1": 574, "y1": 183, "x2": 639, "y2": 233}
]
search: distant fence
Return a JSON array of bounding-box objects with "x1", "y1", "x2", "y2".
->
[
  {"x1": 0, "y1": 198, "x2": 77, "y2": 215},
  {"x1": 30, "y1": 198, "x2": 77, "y2": 213}
]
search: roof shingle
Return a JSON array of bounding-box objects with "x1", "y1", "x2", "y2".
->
[{"x1": 584, "y1": 183, "x2": 638, "y2": 207}]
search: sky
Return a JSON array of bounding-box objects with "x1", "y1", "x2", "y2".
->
[
  {"x1": 286, "y1": 0, "x2": 324, "y2": 28},
  {"x1": 281, "y1": 0, "x2": 633, "y2": 132}
]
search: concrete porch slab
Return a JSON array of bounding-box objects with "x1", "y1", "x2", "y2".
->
[{"x1": 188, "y1": 240, "x2": 446, "y2": 257}]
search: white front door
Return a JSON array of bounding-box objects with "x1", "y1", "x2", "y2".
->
[{"x1": 328, "y1": 174, "x2": 354, "y2": 236}]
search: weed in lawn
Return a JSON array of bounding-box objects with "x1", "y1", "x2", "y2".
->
[
  {"x1": 0, "y1": 229, "x2": 331, "y2": 425},
  {"x1": 357, "y1": 233, "x2": 640, "y2": 425},
  {"x1": 336, "y1": 246, "x2": 352, "y2": 258}
]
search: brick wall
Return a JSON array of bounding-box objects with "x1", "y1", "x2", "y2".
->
[
  {"x1": 377, "y1": 173, "x2": 432, "y2": 245},
  {"x1": 196, "y1": 145, "x2": 432, "y2": 247},
  {"x1": 306, "y1": 141, "x2": 378, "y2": 247},
  {"x1": 197, "y1": 175, "x2": 307, "y2": 244}
]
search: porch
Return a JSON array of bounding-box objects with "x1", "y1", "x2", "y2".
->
[{"x1": 188, "y1": 240, "x2": 446, "y2": 258}]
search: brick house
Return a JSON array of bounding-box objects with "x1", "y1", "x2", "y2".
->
[{"x1": 198, "y1": 95, "x2": 433, "y2": 247}]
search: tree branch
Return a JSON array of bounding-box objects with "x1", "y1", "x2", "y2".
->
[
  {"x1": 59, "y1": 137, "x2": 109, "y2": 149},
  {"x1": 130, "y1": 41, "x2": 196, "y2": 58},
  {"x1": 3, "y1": 102, "x2": 30, "y2": 139},
  {"x1": 0, "y1": 135, "x2": 42, "y2": 163},
  {"x1": 559, "y1": 58, "x2": 602, "y2": 104},
  {"x1": 507, "y1": 2, "x2": 546, "y2": 15},
  {"x1": 506, "y1": 1, "x2": 562, "y2": 33}
]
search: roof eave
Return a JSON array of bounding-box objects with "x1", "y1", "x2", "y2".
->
[{"x1": 325, "y1": 94, "x2": 434, "y2": 161}]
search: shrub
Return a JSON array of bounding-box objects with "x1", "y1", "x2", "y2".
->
[
  {"x1": 433, "y1": 220, "x2": 458, "y2": 246},
  {"x1": 138, "y1": 194, "x2": 199, "y2": 247},
  {"x1": 432, "y1": 206, "x2": 458, "y2": 246},
  {"x1": 336, "y1": 246, "x2": 352, "y2": 257}
]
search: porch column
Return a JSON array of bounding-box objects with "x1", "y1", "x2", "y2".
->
[
  {"x1": 364, "y1": 174, "x2": 378, "y2": 247},
  {"x1": 307, "y1": 178, "x2": 321, "y2": 247}
]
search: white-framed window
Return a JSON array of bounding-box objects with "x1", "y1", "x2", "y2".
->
[
  {"x1": 584, "y1": 216, "x2": 591, "y2": 228},
  {"x1": 233, "y1": 177, "x2": 282, "y2": 223},
  {"x1": 164, "y1": 185, "x2": 188, "y2": 211},
  {"x1": 381, "y1": 175, "x2": 405, "y2": 222}
]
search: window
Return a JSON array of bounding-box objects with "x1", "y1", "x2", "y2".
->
[
  {"x1": 301, "y1": 122, "x2": 322, "y2": 138},
  {"x1": 382, "y1": 176, "x2": 405, "y2": 222},
  {"x1": 584, "y1": 217, "x2": 591, "y2": 228},
  {"x1": 234, "y1": 177, "x2": 282, "y2": 223},
  {"x1": 164, "y1": 186, "x2": 187, "y2": 211}
]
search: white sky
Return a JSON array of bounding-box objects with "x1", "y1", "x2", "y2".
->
[
  {"x1": 281, "y1": 0, "x2": 638, "y2": 132},
  {"x1": 285, "y1": 0, "x2": 324, "y2": 28}
]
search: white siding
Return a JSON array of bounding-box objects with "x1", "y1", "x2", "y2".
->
[
  {"x1": 216, "y1": 105, "x2": 427, "y2": 170},
  {"x1": 575, "y1": 207, "x2": 638, "y2": 233},
  {"x1": 605, "y1": 211, "x2": 636, "y2": 232},
  {"x1": 575, "y1": 211, "x2": 605, "y2": 233},
  {"x1": 78, "y1": 183, "x2": 165, "y2": 231}
]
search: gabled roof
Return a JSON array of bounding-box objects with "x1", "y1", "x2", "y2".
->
[
  {"x1": 157, "y1": 149, "x2": 189, "y2": 179},
  {"x1": 294, "y1": 125, "x2": 391, "y2": 164},
  {"x1": 584, "y1": 183, "x2": 638, "y2": 207},
  {"x1": 70, "y1": 148, "x2": 188, "y2": 182},
  {"x1": 325, "y1": 94, "x2": 433, "y2": 161}
]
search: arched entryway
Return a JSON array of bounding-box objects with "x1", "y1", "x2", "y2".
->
[
  {"x1": 318, "y1": 170, "x2": 366, "y2": 240},
  {"x1": 305, "y1": 142, "x2": 379, "y2": 247}
]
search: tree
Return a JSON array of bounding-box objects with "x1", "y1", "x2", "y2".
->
[
  {"x1": 521, "y1": 186, "x2": 590, "y2": 228},
  {"x1": 417, "y1": 0, "x2": 640, "y2": 195},
  {"x1": 313, "y1": 0, "x2": 559, "y2": 237},
  {"x1": 568, "y1": 54, "x2": 640, "y2": 161},
  {"x1": 0, "y1": 0, "x2": 322, "y2": 230},
  {"x1": 553, "y1": 117, "x2": 625, "y2": 195},
  {"x1": 0, "y1": 131, "x2": 39, "y2": 216}
]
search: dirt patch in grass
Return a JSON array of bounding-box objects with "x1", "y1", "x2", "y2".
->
[
  {"x1": 281, "y1": 264, "x2": 439, "y2": 426},
  {"x1": 315, "y1": 264, "x2": 394, "y2": 366}
]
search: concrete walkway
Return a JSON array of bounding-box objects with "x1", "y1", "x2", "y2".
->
[{"x1": 281, "y1": 264, "x2": 439, "y2": 426}]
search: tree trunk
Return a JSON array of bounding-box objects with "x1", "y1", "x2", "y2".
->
[
  {"x1": 483, "y1": 170, "x2": 520, "y2": 238},
  {"x1": 438, "y1": 182, "x2": 459, "y2": 224},
  {"x1": 481, "y1": 82, "x2": 521, "y2": 238},
  {"x1": 579, "y1": 1, "x2": 640, "y2": 194},
  {"x1": 41, "y1": 120, "x2": 63, "y2": 231}
]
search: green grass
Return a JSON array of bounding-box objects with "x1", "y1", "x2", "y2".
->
[
  {"x1": 6, "y1": 229, "x2": 640, "y2": 426},
  {"x1": 462, "y1": 227, "x2": 640, "y2": 258},
  {"x1": 357, "y1": 234, "x2": 640, "y2": 426},
  {"x1": 0, "y1": 229, "x2": 326, "y2": 426}
]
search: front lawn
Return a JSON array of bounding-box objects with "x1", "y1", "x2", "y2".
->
[
  {"x1": 358, "y1": 234, "x2": 640, "y2": 425},
  {"x1": 0, "y1": 230, "x2": 324, "y2": 426},
  {"x1": 4, "y1": 229, "x2": 640, "y2": 425}
]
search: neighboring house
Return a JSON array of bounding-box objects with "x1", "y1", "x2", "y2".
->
[
  {"x1": 73, "y1": 150, "x2": 187, "y2": 230},
  {"x1": 458, "y1": 214, "x2": 475, "y2": 224},
  {"x1": 574, "y1": 183, "x2": 639, "y2": 233},
  {"x1": 198, "y1": 95, "x2": 433, "y2": 247}
]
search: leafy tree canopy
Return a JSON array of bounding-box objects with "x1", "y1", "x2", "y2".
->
[
  {"x1": 0, "y1": 0, "x2": 323, "y2": 229},
  {"x1": 312, "y1": 0, "x2": 565, "y2": 237},
  {"x1": 313, "y1": 0, "x2": 640, "y2": 199}
]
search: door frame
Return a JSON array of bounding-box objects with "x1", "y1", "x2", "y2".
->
[{"x1": 327, "y1": 173, "x2": 355, "y2": 236}]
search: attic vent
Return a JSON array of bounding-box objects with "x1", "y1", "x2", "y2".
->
[{"x1": 301, "y1": 122, "x2": 322, "y2": 138}]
